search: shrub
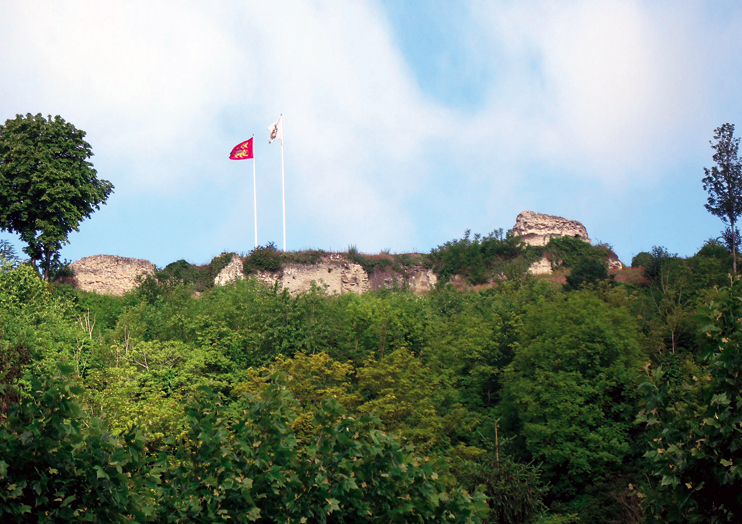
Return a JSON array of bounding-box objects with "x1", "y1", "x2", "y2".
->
[
  {"x1": 430, "y1": 228, "x2": 525, "y2": 285},
  {"x1": 282, "y1": 249, "x2": 325, "y2": 265},
  {"x1": 0, "y1": 364, "x2": 155, "y2": 522},
  {"x1": 206, "y1": 251, "x2": 235, "y2": 280},
  {"x1": 565, "y1": 257, "x2": 612, "y2": 290},
  {"x1": 158, "y1": 259, "x2": 198, "y2": 284},
  {"x1": 696, "y1": 239, "x2": 730, "y2": 259},
  {"x1": 395, "y1": 253, "x2": 420, "y2": 268},
  {"x1": 346, "y1": 246, "x2": 382, "y2": 275},
  {"x1": 545, "y1": 236, "x2": 603, "y2": 268},
  {"x1": 243, "y1": 242, "x2": 282, "y2": 273},
  {"x1": 641, "y1": 246, "x2": 677, "y2": 283},
  {"x1": 158, "y1": 380, "x2": 487, "y2": 523},
  {"x1": 154, "y1": 253, "x2": 236, "y2": 292},
  {"x1": 631, "y1": 251, "x2": 653, "y2": 269}
]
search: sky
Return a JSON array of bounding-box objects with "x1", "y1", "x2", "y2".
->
[{"x1": 1, "y1": 0, "x2": 742, "y2": 268}]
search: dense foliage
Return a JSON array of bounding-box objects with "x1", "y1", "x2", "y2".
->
[
  {"x1": 638, "y1": 276, "x2": 742, "y2": 522},
  {"x1": 429, "y1": 229, "x2": 528, "y2": 285},
  {"x1": 1, "y1": 227, "x2": 741, "y2": 522}
]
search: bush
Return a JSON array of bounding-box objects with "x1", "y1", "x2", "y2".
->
[
  {"x1": 641, "y1": 246, "x2": 677, "y2": 283},
  {"x1": 0, "y1": 364, "x2": 155, "y2": 522},
  {"x1": 565, "y1": 257, "x2": 612, "y2": 290},
  {"x1": 1, "y1": 366, "x2": 487, "y2": 523},
  {"x1": 243, "y1": 242, "x2": 282, "y2": 273},
  {"x1": 159, "y1": 259, "x2": 198, "y2": 283},
  {"x1": 346, "y1": 246, "x2": 383, "y2": 275},
  {"x1": 154, "y1": 252, "x2": 236, "y2": 292},
  {"x1": 696, "y1": 239, "x2": 730, "y2": 259},
  {"x1": 545, "y1": 236, "x2": 603, "y2": 269},
  {"x1": 430, "y1": 229, "x2": 525, "y2": 285},
  {"x1": 631, "y1": 251, "x2": 653, "y2": 269},
  {"x1": 282, "y1": 249, "x2": 325, "y2": 265}
]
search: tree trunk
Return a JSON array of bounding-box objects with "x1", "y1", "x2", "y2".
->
[
  {"x1": 733, "y1": 219, "x2": 738, "y2": 274},
  {"x1": 43, "y1": 249, "x2": 51, "y2": 282}
]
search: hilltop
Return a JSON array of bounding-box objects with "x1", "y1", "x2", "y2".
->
[{"x1": 62, "y1": 211, "x2": 626, "y2": 296}]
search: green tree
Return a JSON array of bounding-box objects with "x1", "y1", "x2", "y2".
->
[
  {"x1": 702, "y1": 123, "x2": 742, "y2": 273},
  {"x1": 564, "y1": 256, "x2": 611, "y2": 290},
  {"x1": 0, "y1": 239, "x2": 20, "y2": 268},
  {"x1": 0, "y1": 364, "x2": 157, "y2": 522},
  {"x1": 158, "y1": 379, "x2": 487, "y2": 523},
  {"x1": 450, "y1": 427, "x2": 548, "y2": 524},
  {"x1": 0, "y1": 113, "x2": 113, "y2": 280},
  {"x1": 500, "y1": 288, "x2": 644, "y2": 505},
  {"x1": 639, "y1": 276, "x2": 742, "y2": 522}
]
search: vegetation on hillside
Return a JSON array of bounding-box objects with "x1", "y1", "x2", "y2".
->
[{"x1": 3, "y1": 229, "x2": 741, "y2": 522}]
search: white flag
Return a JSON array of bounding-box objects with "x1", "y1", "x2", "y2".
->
[{"x1": 268, "y1": 115, "x2": 283, "y2": 144}]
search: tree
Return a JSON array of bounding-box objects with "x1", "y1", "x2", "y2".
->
[
  {"x1": 702, "y1": 123, "x2": 742, "y2": 273},
  {"x1": 638, "y1": 276, "x2": 742, "y2": 522},
  {"x1": 500, "y1": 288, "x2": 644, "y2": 506},
  {"x1": 564, "y1": 256, "x2": 611, "y2": 290},
  {"x1": 0, "y1": 113, "x2": 113, "y2": 280},
  {"x1": 0, "y1": 364, "x2": 156, "y2": 522},
  {"x1": 159, "y1": 381, "x2": 487, "y2": 523}
]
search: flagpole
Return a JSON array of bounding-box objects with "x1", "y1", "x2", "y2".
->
[
  {"x1": 281, "y1": 116, "x2": 286, "y2": 252},
  {"x1": 252, "y1": 135, "x2": 258, "y2": 248}
]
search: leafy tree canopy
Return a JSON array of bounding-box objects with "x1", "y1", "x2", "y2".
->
[
  {"x1": 500, "y1": 287, "x2": 644, "y2": 502},
  {"x1": 702, "y1": 123, "x2": 742, "y2": 272},
  {"x1": 639, "y1": 276, "x2": 742, "y2": 523},
  {"x1": 0, "y1": 113, "x2": 113, "y2": 280}
]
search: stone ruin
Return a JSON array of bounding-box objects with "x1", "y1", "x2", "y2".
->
[
  {"x1": 512, "y1": 210, "x2": 590, "y2": 247},
  {"x1": 65, "y1": 255, "x2": 155, "y2": 296},
  {"x1": 61, "y1": 212, "x2": 620, "y2": 294},
  {"x1": 512, "y1": 211, "x2": 621, "y2": 273}
]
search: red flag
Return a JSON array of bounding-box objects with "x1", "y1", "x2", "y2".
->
[{"x1": 229, "y1": 138, "x2": 254, "y2": 160}]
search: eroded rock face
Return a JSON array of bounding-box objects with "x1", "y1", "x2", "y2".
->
[
  {"x1": 367, "y1": 266, "x2": 438, "y2": 292},
  {"x1": 214, "y1": 254, "x2": 245, "y2": 286},
  {"x1": 405, "y1": 267, "x2": 438, "y2": 293},
  {"x1": 528, "y1": 256, "x2": 553, "y2": 275},
  {"x1": 68, "y1": 255, "x2": 155, "y2": 296},
  {"x1": 215, "y1": 253, "x2": 437, "y2": 295},
  {"x1": 607, "y1": 251, "x2": 623, "y2": 271},
  {"x1": 513, "y1": 211, "x2": 590, "y2": 247},
  {"x1": 252, "y1": 254, "x2": 371, "y2": 295}
]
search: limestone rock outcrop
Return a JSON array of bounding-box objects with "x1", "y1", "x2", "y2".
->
[
  {"x1": 210, "y1": 252, "x2": 437, "y2": 295},
  {"x1": 67, "y1": 255, "x2": 155, "y2": 296},
  {"x1": 405, "y1": 266, "x2": 438, "y2": 293},
  {"x1": 513, "y1": 211, "x2": 590, "y2": 247},
  {"x1": 367, "y1": 265, "x2": 438, "y2": 293},
  {"x1": 253, "y1": 254, "x2": 370, "y2": 295},
  {"x1": 527, "y1": 256, "x2": 553, "y2": 275},
  {"x1": 214, "y1": 254, "x2": 245, "y2": 286},
  {"x1": 607, "y1": 251, "x2": 623, "y2": 271}
]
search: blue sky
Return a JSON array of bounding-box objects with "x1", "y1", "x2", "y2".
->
[{"x1": 1, "y1": 1, "x2": 742, "y2": 268}]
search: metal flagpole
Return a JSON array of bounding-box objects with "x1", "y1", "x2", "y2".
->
[
  {"x1": 252, "y1": 135, "x2": 257, "y2": 248},
  {"x1": 281, "y1": 119, "x2": 286, "y2": 252}
]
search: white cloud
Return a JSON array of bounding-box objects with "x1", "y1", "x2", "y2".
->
[
  {"x1": 223, "y1": 1, "x2": 454, "y2": 249},
  {"x1": 0, "y1": 1, "x2": 245, "y2": 191},
  {"x1": 0, "y1": 1, "x2": 459, "y2": 251},
  {"x1": 467, "y1": 0, "x2": 738, "y2": 187},
  {"x1": 1, "y1": 0, "x2": 742, "y2": 261}
]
